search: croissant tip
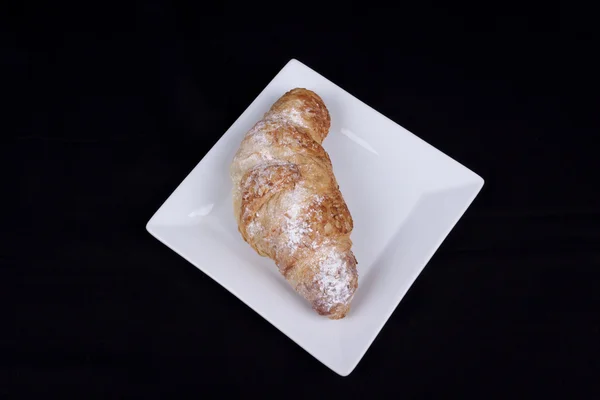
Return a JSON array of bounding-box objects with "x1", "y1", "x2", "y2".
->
[{"x1": 324, "y1": 304, "x2": 351, "y2": 320}]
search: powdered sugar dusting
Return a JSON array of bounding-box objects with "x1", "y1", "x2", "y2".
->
[
  {"x1": 316, "y1": 245, "x2": 354, "y2": 311},
  {"x1": 246, "y1": 219, "x2": 263, "y2": 239},
  {"x1": 275, "y1": 188, "x2": 329, "y2": 255},
  {"x1": 266, "y1": 106, "x2": 308, "y2": 128},
  {"x1": 247, "y1": 123, "x2": 271, "y2": 144},
  {"x1": 244, "y1": 121, "x2": 294, "y2": 162},
  {"x1": 279, "y1": 186, "x2": 313, "y2": 253}
]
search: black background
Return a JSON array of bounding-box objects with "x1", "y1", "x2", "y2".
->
[{"x1": 4, "y1": 2, "x2": 600, "y2": 397}]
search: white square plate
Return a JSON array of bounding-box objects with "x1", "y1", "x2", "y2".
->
[{"x1": 146, "y1": 59, "x2": 484, "y2": 376}]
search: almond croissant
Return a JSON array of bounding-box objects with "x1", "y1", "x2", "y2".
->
[{"x1": 230, "y1": 88, "x2": 358, "y2": 319}]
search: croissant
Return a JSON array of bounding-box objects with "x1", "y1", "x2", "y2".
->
[{"x1": 230, "y1": 88, "x2": 358, "y2": 319}]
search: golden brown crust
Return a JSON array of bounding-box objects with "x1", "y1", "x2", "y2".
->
[
  {"x1": 266, "y1": 88, "x2": 331, "y2": 143},
  {"x1": 230, "y1": 88, "x2": 358, "y2": 319}
]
